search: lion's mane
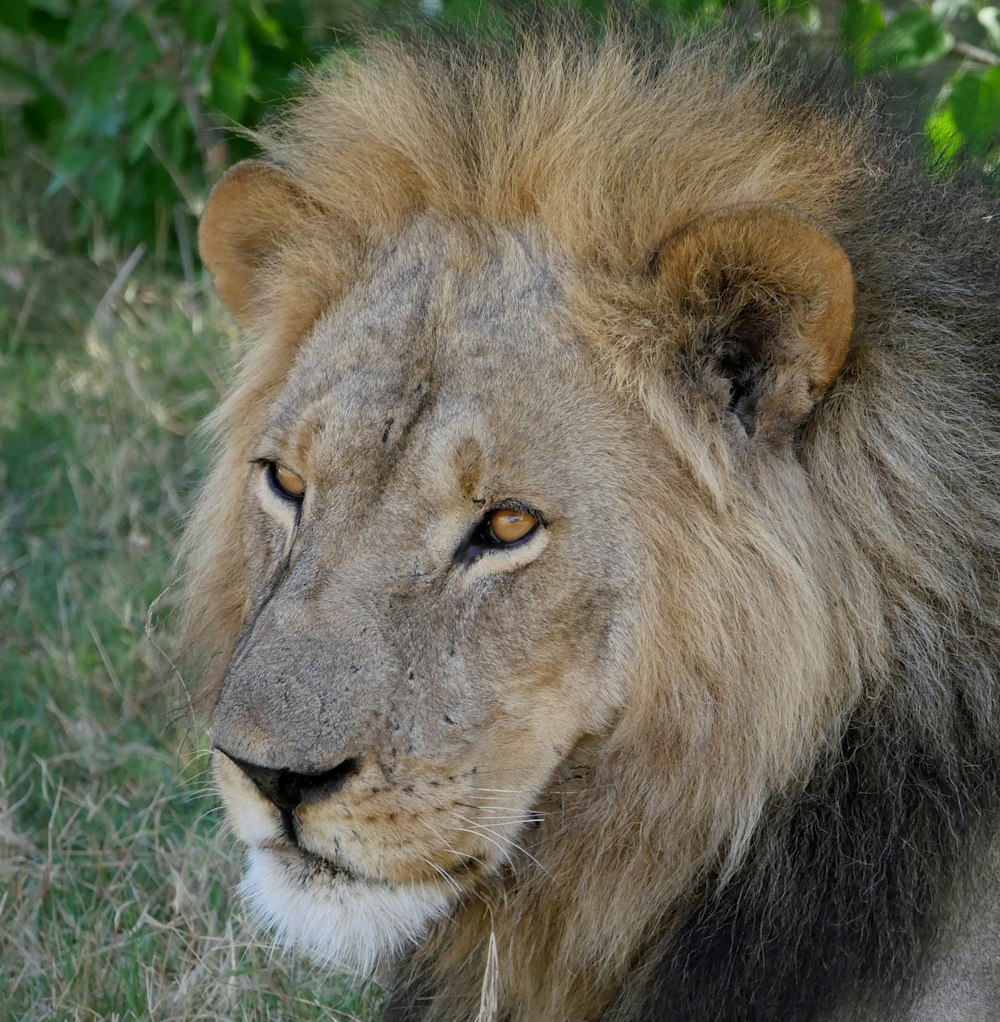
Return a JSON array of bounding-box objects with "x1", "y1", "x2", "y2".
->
[{"x1": 183, "y1": 16, "x2": 1000, "y2": 1022}]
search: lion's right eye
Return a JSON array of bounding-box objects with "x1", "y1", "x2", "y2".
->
[{"x1": 263, "y1": 461, "x2": 306, "y2": 503}]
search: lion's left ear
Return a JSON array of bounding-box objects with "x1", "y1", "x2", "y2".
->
[{"x1": 657, "y1": 202, "x2": 854, "y2": 439}]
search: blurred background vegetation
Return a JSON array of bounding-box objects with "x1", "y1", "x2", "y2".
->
[
  {"x1": 2, "y1": 0, "x2": 999, "y2": 268},
  {"x1": 1, "y1": 2, "x2": 997, "y2": 1020}
]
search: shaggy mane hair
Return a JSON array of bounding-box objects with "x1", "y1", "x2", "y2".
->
[{"x1": 182, "y1": 14, "x2": 1000, "y2": 1022}]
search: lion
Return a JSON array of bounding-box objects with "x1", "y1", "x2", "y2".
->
[{"x1": 181, "y1": 16, "x2": 1000, "y2": 1022}]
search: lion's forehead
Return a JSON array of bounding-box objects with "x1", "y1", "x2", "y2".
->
[
  {"x1": 280, "y1": 222, "x2": 574, "y2": 407},
  {"x1": 266, "y1": 220, "x2": 602, "y2": 486}
]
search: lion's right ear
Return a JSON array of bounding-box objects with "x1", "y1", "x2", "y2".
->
[{"x1": 199, "y1": 159, "x2": 323, "y2": 328}]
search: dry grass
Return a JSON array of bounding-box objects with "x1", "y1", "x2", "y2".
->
[{"x1": 0, "y1": 228, "x2": 381, "y2": 1021}]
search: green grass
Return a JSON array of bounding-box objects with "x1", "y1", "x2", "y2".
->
[{"x1": 0, "y1": 244, "x2": 381, "y2": 1020}]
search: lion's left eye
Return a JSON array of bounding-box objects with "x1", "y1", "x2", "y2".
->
[
  {"x1": 458, "y1": 504, "x2": 542, "y2": 564},
  {"x1": 487, "y1": 509, "x2": 538, "y2": 544},
  {"x1": 263, "y1": 461, "x2": 306, "y2": 503}
]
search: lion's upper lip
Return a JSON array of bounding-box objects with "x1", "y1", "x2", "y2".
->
[{"x1": 270, "y1": 805, "x2": 364, "y2": 881}]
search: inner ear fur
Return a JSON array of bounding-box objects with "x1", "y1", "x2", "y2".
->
[
  {"x1": 199, "y1": 159, "x2": 328, "y2": 329},
  {"x1": 657, "y1": 202, "x2": 854, "y2": 439}
]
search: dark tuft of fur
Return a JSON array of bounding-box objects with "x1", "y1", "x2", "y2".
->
[{"x1": 637, "y1": 697, "x2": 1000, "y2": 1021}]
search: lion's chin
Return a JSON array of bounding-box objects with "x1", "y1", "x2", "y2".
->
[{"x1": 238, "y1": 846, "x2": 454, "y2": 974}]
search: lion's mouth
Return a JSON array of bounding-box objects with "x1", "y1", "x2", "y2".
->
[
  {"x1": 261, "y1": 839, "x2": 366, "y2": 885},
  {"x1": 263, "y1": 804, "x2": 376, "y2": 884},
  {"x1": 260, "y1": 834, "x2": 483, "y2": 889},
  {"x1": 300, "y1": 848, "x2": 358, "y2": 880},
  {"x1": 238, "y1": 842, "x2": 457, "y2": 973}
]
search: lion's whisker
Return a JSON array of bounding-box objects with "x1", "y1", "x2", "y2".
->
[{"x1": 419, "y1": 856, "x2": 464, "y2": 897}]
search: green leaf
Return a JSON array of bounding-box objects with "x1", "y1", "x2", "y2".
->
[
  {"x1": 92, "y1": 162, "x2": 125, "y2": 219},
  {"x1": 125, "y1": 85, "x2": 177, "y2": 163},
  {"x1": 163, "y1": 106, "x2": 194, "y2": 170},
  {"x1": 209, "y1": 16, "x2": 253, "y2": 121},
  {"x1": 0, "y1": 3, "x2": 30, "y2": 33},
  {"x1": 860, "y1": 9, "x2": 953, "y2": 73},
  {"x1": 178, "y1": 1, "x2": 216, "y2": 45},
  {"x1": 122, "y1": 9, "x2": 152, "y2": 45},
  {"x1": 62, "y1": 49, "x2": 125, "y2": 139},
  {"x1": 21, "y1": 91, "x2": 66, "y2": 143},
  {"x1": 124, "y1": 41, "x2": 162, "y2": 79},
  {"x1": 123, "y1": 81, "x2": 167, "y2": 124},
  {"x1": 249, "y1": 0, "x2": 287, "y2": 45},
  {"x1": 47, "y1": 143, "x2": 93, "y2": 195},
  {"x1": 66, "y1": 4, "x2": 115, "y2": 48},
  {"x1": 926, "y1": 107, "x2": 962, "y2": 165},
  {"x1": 947, "y1": 69, "x2": 1000, "y2": 155},
  {"x1": 0, "y1": 54, "x2": 44, "y2": 93},
  {"x1": 28, "y1": 7, "x2": 69, "y2": 43},
  {"x1": 841, "y1": 0, "x2": 884, "y2": 61},
  {"x1": 82, "y1": 48, "x2": 121, "y2": 98}
]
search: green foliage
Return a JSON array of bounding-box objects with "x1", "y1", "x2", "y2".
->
[
  {"x1": 859, "y1": 7, "x2": 953, "y2": 71},
  {"x1": 1, "y1": 0, "x2": 316, "y2": 262},
  {"x1": 0, "y1": 0, "x2": 997, "y2": 264},
  {"x1": 841, "y1": 1, "x2": 1000, "y2": 165},
  {"x1": 784, "y1": 0, "x2": 1000, "y2": 166}
]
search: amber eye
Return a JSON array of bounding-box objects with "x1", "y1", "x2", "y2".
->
[
  {"x1": 456, "y1": 503, "x2": 544, "y2": 564},
  {"x1": 487, "y1": 508, "x2": 538, "y2": 545},
  {"x1": 266, "y1": 461, "x2": 306, "y2": 502}
]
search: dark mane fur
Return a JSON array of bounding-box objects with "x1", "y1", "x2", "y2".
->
[{"x1": 636, "y1": 696, "x2": 1000, "y2": 1020}]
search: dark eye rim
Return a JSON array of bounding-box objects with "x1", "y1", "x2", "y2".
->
[
  {"x1": 457, "y1": 502, "x2": 545, "y2": 565},
  {"x1": 254, "y1": 459, "x2": 306, "y2": 504}
]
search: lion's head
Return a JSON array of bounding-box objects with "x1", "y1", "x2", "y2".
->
[{"x1": 182, "y1": 22, "x2": 1000, "y2": 1022}]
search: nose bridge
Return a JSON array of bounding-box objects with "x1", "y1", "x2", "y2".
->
[
  {"x1": 280, "y1": 519, "x2": 438, "y2": 645},
  {"x1": 211, "y1": 570, "x2": 398, "y2": 774},
  {"x1": 276, "y1": 534, "x2": 358, "y2": 604},
  {"x1": 282, "y1": 514, "x2": 409, "y2": 603}
]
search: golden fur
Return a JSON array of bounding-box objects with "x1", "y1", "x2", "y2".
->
[{"x1": 182, "y1": 17, "x2": 1000, "y2": 1022}]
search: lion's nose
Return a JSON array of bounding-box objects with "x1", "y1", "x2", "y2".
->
[{"x1": 222, "y1": 752, "x2": 360, "y2": 812}]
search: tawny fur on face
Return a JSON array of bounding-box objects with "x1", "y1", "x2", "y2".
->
[
  {"x1": 207, "y1": 220, "x2": 649, "y2": 971},
  {"x1": 198, "y1": 201, "x2": 857, "y2": 1013}
]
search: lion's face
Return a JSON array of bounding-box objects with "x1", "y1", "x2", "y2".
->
[
  {"x1": 210, "y1": 219, "x2": 649, "y2": 968},
  {"x1": 197, "y1": 112, "x2": 858, "y2": 981}
]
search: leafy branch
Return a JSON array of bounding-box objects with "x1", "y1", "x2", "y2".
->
[{"x1": 0, "y1": 0, "x2": 997, "y2": 265}]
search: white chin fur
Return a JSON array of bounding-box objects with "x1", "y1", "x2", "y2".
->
[{"x1": 238, "y1": 846, "x2": 453, "y2": 974}]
